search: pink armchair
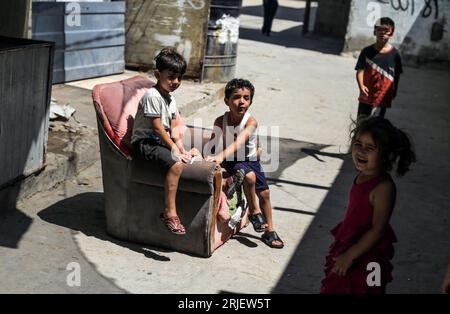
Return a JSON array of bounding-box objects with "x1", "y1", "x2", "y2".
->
[{"x1": 92, "y1": 75, "x2": 247, "y2": 257}]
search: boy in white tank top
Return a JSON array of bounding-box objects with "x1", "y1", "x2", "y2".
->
[{"x1": 206, "y1": 79, "x2": 284, "y2": 249}]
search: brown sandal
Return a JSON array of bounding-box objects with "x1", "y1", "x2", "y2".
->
[{"x1": 160, "y1": 213, "x2": 186, "y2": 235}]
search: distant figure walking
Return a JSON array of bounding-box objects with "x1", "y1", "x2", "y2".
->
[{"x1": 262, "y1": 0, "x2": 278, "y2": 36}]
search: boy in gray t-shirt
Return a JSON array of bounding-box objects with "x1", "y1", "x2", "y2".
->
[
  {"x1": 132, "y1": 85, "x2": 178, "y2": 145},
  {"x1": 131, "y1": 47, "x2": 199, "y2": 235}
]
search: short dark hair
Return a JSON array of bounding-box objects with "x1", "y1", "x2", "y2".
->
[
  {"x1": 350, "y1": 116, "x2": 416, "y2": 176},
  {"x1": 375, "y1": 17, "x2": 395, "y2": 33},
  {"x1": 154, "y1": 47, "x2": 187, "y2": 75},
  {"x1": 224, "y1": 78, "x2": 255, "y2": 100}
]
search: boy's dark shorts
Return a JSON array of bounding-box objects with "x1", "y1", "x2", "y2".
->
[
  {"x1": 132, "y1": 139, "x2": 178, "y2": 171},
  {"x1": 222, "y1": 160, "x2": 269, "y2": 191},
  {"x1": 357, "y1": 102, "x2": 387, "y2": 119},
  {"x1": 357, "y1": 102, "x2": 373, "y2": 118}
]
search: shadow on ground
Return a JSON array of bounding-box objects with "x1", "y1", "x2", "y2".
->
[
  {"x1": 0, "y1": 197, "x2": 33, "y2": 248},
  {"x1": 241, "y1": 4, "x2": 305, "y2": 23},
  {"x1": 36, "y1": 137, "x2": 333, "y2": 261},
  {"x1": 272, "y1": 67, "x2": 450, "y2": 294},
  {"x1": 264, "y1": 137, "x2": 329, "y2": 180},
  {"x1": 272, "y1": 155, "x2": 354, "y2": 293},
  {"x1": 239, "y1": 5, "x2": 343, "y2": 54},
  {"x1": 37, "y1": 192, "x2": 171, "y2": 261}
]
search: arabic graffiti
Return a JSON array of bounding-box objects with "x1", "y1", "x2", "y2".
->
[
  {"x1": 376, "y1": 0, "x2": 439, "y2": 19},
  {"x1": 422, "y1": 0, "x2": 439, "y2": 18},
  {"x1": 187, "y1": 0, "x2": 205, "y2": 10}
]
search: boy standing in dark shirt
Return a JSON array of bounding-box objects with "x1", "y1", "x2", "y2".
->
[{"x1": 355, "y1": 17, "x2": 403, "y2": 119}]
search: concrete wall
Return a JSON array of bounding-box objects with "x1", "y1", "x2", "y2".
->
[
  {"x1": 0, "y1": 0, "x2": 32, "y2": 38},
  {"x1": 344, "y1": 0, "x2": 450, "y2": 65},
  {"x1": 314, "y1": 0, "x2": 352, "y2": 39},
  {"x1": 125, "y1": 0, "x2": 211, "y2": 79}
]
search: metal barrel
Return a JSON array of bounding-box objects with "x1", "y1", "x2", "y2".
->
[{"x1": 202, "y1": 0, "x2": 242, "y2": 82}]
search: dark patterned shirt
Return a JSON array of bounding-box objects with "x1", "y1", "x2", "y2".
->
[{"x1": 355, "y1": 45, "x2": 403, "y2": 108}]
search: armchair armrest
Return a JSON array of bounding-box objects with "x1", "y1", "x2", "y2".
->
[
  {"x1": 180, "y1": 161, "x2": 221, "y2": 193},
  {"x1": 130, "y1": 159, "x2": 221, "y2": 195}
]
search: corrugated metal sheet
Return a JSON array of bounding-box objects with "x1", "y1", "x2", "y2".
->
[
  {"x1": 125, "y1": 0, "x2": 211, "y2": 79},
  {"x1": 32, "y1": 1, "x2": 125, "y2": 83},
  {"x1": 0, "y1": 36, "x2": 54, "y2": 189}
]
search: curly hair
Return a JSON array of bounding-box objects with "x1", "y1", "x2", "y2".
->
[
  {"x1": 350, "y1": 116, "x2": 416, "y2": 176},
  {"x1": 224, "y1": 78, "x2": 255, "y2": 101}
]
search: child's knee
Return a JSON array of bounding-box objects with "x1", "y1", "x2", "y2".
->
[
  {"x1": 170, "y1": 161, "x2": 183, "y2": 175},
  {"x1": 244, "y1": 171, "x2": 256, "y2": 184}
]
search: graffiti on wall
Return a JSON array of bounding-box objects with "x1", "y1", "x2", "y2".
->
[
  {"x1": 376, "y1": 0, "x2": 439, "y2": 19},
  {"x1": 187, "y1": 0, "x2": 205, "y2": 10}
]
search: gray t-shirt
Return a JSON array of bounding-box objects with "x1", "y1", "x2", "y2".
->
[{"x1": 131, "y1": 87, "x2": 177, "y2": 144}]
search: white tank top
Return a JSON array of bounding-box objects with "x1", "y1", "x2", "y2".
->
[{"x1": 222, "y1": 111, "x2": 258, "y2": 160}]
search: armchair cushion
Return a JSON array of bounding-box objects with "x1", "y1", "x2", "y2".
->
[
  {"x1": 92, "y1": 75, "x2": 154, "y2": 157},
  {"x1": 92, "y1": 75, "x2": 189, "y2": 158}
]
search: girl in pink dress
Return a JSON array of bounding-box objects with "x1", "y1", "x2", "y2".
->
[{"x1": 320, "y1": 117, "x2": 416, "y2": 294}]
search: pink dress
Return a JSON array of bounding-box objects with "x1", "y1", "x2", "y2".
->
[{"x1": 320, "y1": 173, "x2": 397, "y2": 294}]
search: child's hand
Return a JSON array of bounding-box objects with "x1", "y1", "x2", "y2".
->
[
  {"x1": 179, "y1": 153, "x2": 192, "y2": 164},
  {"x1": 360, "y1": 85, "x2": 369, "y2": 97},
  {"x1": 188, "y1": 147, "x2": 202, "y2": 158},
  {"x1": 205, "y1": 154, "x2": 223, "y2": 164},
  {"x1": 172, "y1": 146, "x2": 191, "y2": 163},
  {"x1": 256, "y1": 147, "x2": 263, "y2": 158},
  {"x1": 332, "y1": 253, "x2": 355, "y2": 277}
]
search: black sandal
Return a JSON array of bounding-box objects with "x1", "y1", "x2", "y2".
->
[
  {"x1": 261, "y1": 230, "x2": 284, "y2": 249},
  {"x1": 248, "y1": 212, "x2": 268, "y2": 233}
]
